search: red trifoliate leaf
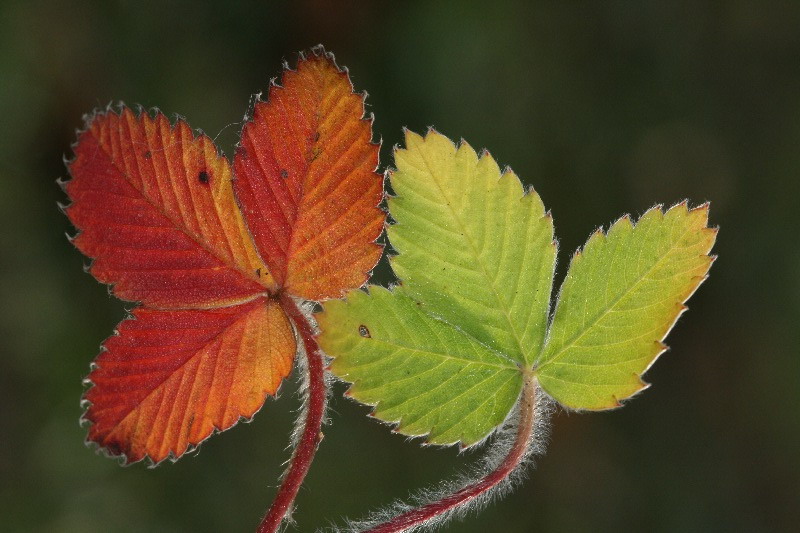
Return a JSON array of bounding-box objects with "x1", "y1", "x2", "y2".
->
[
  {"x1": 233, "y1": 51, "x2": 383, "y2": 301},
  {"x1": 65, "y1": 49, "x2": 384, "y2": 464},
  {"x1": 84, "y1": 298, "x2": 295, "y2": 464}
]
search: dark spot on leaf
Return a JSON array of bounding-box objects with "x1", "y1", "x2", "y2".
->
[
  {"x1": 280, "y1": 169, "x2": 288, "y2": 179},
  {"x1": 105, "y1": 439, "x2": 123, "y2": 456},
  {"x1": 358, "y1": 325, "x2": 371, "y2": 338},
  {"x1": 143, "y1": 150, "x2": 151, "y2": 159},
  {"x1": 198, "y1": 171, "x2": 209, "y2": 184},
  {"x1": 314, "y1": 131, "x2": 320, "y2": 142},
  {"x1": 255, "y1": 268, "x2": 261, "y2": 278}
]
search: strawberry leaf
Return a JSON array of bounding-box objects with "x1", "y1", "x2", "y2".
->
[
  {"x1": 536, "y1": 203, "x2": 716, "y2": 409},
  {"x1": 234, "y1": 51, "x2": 383, "y2": 301},
  {"x1": 319, "y1": 286, "x2": 522, "y2": 447},
  {"x1": 66, "y1": 108, "x2": 272, "y2": 309},
  {"x1": 84, "y1": 298, "x2": 295, "y2": 464},
  {"x1": 388, "y1": 130, "x2": 555, "y2": 365},
  {"x1": 66, "y1": 50, "x2": 384, "y2": 464},
  {"x1": 319, "y1": 130, "x2": 716, "y2": 446}
]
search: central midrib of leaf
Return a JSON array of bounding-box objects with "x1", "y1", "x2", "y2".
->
[
  {"x1": 536, "y1": 222, "x2": 691, "y2": 369},
  {"x1": 363, "y1": 335, "x2": 518, "y2": 371},
  {"x1": 414, "y1": 146, "x2": 528, "y2": 365},
  {"x1": 284, "y1": 70, "x2": 327, "y2": 267}
]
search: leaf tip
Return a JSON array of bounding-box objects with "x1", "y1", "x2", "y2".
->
[
  {"x1": 635, "y1": 379, "x2": 652, "y2": 395},
  {"x1": 56, "y1": 201, "x2": 70, "y2": 216},
  {"x1": 403, "y1": 127, "x2": 425, "y2": 148},
  {"x1": 608, "y1": 214, "x2": 634, "y2": 237},
  {"x1": 308, "y1": 43, "x2": 329, "y2": 57},
  {"x1": 56, "y1": 167, "x2": 71, "y2": 187},
  {"x1": 689, "y1": 203, "x2": 712, "y2": 227}
]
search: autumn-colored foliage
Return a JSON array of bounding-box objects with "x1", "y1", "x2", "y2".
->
[
  {"x1": 65, "y1": 47, "x2": 716, "y2": 533},
  {"x1": 65, "y1": 50, "x2": 383, "y2": 464}
]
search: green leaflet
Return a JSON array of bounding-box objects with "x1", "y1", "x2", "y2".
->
[
  {"x1": 318, "y1": 129, "x2": 716, "y2": 446},
  {"x1": 389, "y1": 130, "x2": 555, "y2": 365},
  {"x1": 317, "y1": 286, "x2": 522, "y2": 446},
  {"x1": 536, "y1": 204, "x2": 715, "y2": 409}
]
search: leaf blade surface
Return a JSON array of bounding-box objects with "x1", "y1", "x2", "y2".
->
[
  {"x1": 388, "y1": 130, "x2": 555, "y2": 365},
  {"x1": 84, "y1": 298, "x2": 295, "y2": 464},
  {"x1": 66, "y1": 108, "x2": 271, "y2": 309},
  {"x1": 318, "y1": 286, "x2": 522, "y2": 446},
  {"x1": 233, "y1": 51, "x2": 384, "y2": 301},
  {"x1": 536, "y1": 203, "x2": 716, "y2": 409}
]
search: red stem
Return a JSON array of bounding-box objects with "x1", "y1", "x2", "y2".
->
[
  {"x1": 366, "y1": 375, "x2": 538, "y2": 533},
  {"x1": 257, "y1": 294, "x2": 327, "y2": 533}
]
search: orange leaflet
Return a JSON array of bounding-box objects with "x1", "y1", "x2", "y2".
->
[
  {"x1": 234, "y1": 54, "x2": 384, "y2": 300},
  {"x1": 65, "y1": 49, "x2": 383, "y2": 464},
  {"x1": 84, "y1": 299, "x2": 294, "y2": 464}
]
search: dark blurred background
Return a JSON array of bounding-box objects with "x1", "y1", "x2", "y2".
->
[{"x1": 1, "y1": 1, "x2": 798, "y2": 531}]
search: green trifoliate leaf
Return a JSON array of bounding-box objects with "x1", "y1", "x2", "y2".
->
[
  {"x1": 318, "y1": 129, "x2": 716, "y2": 446},
  {"x1": 388, "y1": 130, "x2": 556, "y2": 365},
  {"x1": 535, "y1": 203, "x2": 716, "y2": 409},
  {"x1": 317, "y1": 286, "x2": 522, "y2": 446}
]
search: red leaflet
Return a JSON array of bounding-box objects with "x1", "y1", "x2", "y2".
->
[
  {"x1": 84, "y1": 300, "x2": 294, "y2": 463},
  {"x1": 234, "y1": 55, "x2": 384, "y2": 300},
  {"x1": 66, "y1": 49, "x2": 383, "y2": 464},
  {"x1": 67, "y1": 110, "x2": 272, "y2": 309}
]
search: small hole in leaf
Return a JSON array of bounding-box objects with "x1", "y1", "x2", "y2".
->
[
  {"x1": 358, "y1": 325, "x2": 371, "y2": 338},
  {"x1": 198, "y1": 171, "x2": 209, "y2": 184}
]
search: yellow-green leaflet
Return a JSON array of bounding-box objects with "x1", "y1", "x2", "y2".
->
[
  {"x1": 535, "y1": 204, "x2": 716, "y2": 409},
  {"x1": 317, "y1": 130, "x2": 716, "y2": 446},
  {"x1": 319, "y1": 286, "x2": 522, "y2": 446},
  {"x1": 388, "y1": 130, "x2": 556, "y2": 366}
]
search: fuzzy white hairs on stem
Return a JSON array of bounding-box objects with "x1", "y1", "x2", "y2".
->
[{"x1": 322, "y1": 384, "x2": 554, "y2": 533}]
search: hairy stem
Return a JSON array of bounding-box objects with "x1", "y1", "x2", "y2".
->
[
  {"x1": 258, "y1": 294, "x2": 327, "y2": 533},
  {"x1": 365, "y1": 374, "x2": 538, "y2": 533}
]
